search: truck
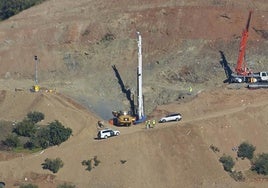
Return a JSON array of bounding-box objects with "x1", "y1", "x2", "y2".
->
[
  {"x1": 112, "y1": 111, "x2": 136, "y2": 126},
  {"x1": 231, "y1": 11, "x2": 268, "y2": 84}
]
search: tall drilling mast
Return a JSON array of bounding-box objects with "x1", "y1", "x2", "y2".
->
[{"x1": 136, "y1": 32, "x2": 144, "y2": 120}]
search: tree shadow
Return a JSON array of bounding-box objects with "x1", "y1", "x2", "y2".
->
[
  {"x1": 112, "y1": 65, "x2": 135, "y2": 114},
  {"x1": 219, "y1": 51, "x2": 233, "y2": 83}
]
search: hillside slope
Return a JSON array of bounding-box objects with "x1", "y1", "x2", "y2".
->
[
  {"x1": 0, "y1": 0, "x2": 267, "y2": 187},
  {"x1": 0, "y1": 87, "x2": 268, "y2": 187},
  {"x1": 0, "y1": 0, "x2": 267, "y2": 117}
]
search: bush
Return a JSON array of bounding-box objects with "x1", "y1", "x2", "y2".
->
[
  {"x1": 19, "y1": 184, "x2": 38, "y2": 188},
  {"x1": 219, "y1": 154, "x2": 235, "y2": 172},
  {"x1": 251, "y1": 153, "x2": 268, "y2": 175},
  {"x1": 230, "y1": 171, "x2": 245, "y2": 182},
  {"x1": 13, "y1": 119, "x2": 35, "y2": 137},
  {"x1": 46, "y1": 120, "x2": 72, "y2": 146},
  {"x1": 210, "y1": 144, "x2": 220, "y2": 153},
  {"x1": 23, "y1": 140, "x2": 36, "y2": 150},
  {"x1": 3, "y1": 134, "x2": 20, "y2": 148},
  {"x1": 82, "y1": 159, "x2": 93, "y2": 171},
  {"x1": 57, "y1": 183, "x2": 76, "y2": 188},
  {"x1": 42, "y1": 158, "x2": 64, "y2": 173},
  {"x1": 237, "y1": 142, "x2": 256, "y2": 160},
  {"x1": 27, "y1": 111, "x2": 44, "y2": 124},
  {"x1": 93, "y1": 156, "x2": 100, "y2": 166},
  {"x1": 82, "y1": 156, "x2": 101, "y2": 171}
]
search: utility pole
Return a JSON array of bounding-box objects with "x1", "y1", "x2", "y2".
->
[
  {"x1": 34, "y1": 55, "x2": 38, "y2": 85},
  {"x1": 136, "y1": 32, "x2": 145, "y2": 120}
]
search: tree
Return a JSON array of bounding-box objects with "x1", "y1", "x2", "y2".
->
[
  {"x1": 2, "y1": 134, "x2": 20, "y2": 148},
  {"x1": 251, "y1": 153, "x2": 268, "y2": 175},
  {"x1": 46, "y1": 120, "x2": 72, "y2": 146},
  {"x1": 27, "y1": 111, "x2": 44, "y2": 124},
  {"x1": 13, "y1": 119, "x2": 35, "y2": 137},
  {"x1": 219, "y1": 154, "x2": 235, "y2": 172},
  {"x1": 42, "y1": 158, "x2": 64, "y2": 173},
  {"x1": 0, "y1": 0, "x2": 46, "y2": 20},
  {"x1": 237, "y1": 142, "x2": 256, "y2": 160}
]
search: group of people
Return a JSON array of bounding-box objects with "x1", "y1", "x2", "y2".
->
[{"x1": 145, "y1": 119, "x2": 156, "y2": 129}]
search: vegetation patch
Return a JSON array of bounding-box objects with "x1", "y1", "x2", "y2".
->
[
  {"x1": 19, "y1": 184, "x2": 38, "y2": 188},
  {"x1": 219, "y1": 154, "x2": 235, "y2": 172},
  {"x1": 57, "y1": 183, "x2": 76, "y2": 188},
  {"x1": 82, "y1": 156, "x2": 101, "y2": 171},
  {"x1": 251, "y1": 153, "x2": 268, "y2": 175},
  {"x1": 237, "y1": 142, "x2": 256, "y2": 160},
  {"x1": 42, "y1": 158, "x2": 64, "y2": 174},
  {"x1": 0, "y1": 0, "x2": 47, "y2": 20},
  {"x1": 1, "y1": 111, "x2": 72, "y2": 151}
]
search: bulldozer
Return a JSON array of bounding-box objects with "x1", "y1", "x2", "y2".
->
[{"x1": 112, "y1": 111, "x2": 136, "y2": 126}]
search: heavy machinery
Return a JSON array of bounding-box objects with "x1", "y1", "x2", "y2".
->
[
  {"x1": 112, "y1": 111, "x2": 136, "y2": 126},
  {"x1": 231, "y1": 11, "x2": 268, "y2": 83},
  {"x1": 110, "y1": 32, "x2": 146, "y2": 126}
]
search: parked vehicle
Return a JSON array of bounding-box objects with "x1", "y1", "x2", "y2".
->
[
  {"x1": 159, "y1": 113, "x2": 182, "y2": 123},
  {"x1": 97, "y1": 128, "x2": 120, "y2": 139}
]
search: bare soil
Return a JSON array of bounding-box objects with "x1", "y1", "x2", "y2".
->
[{"x1": 0, "y1": 0, "x2": 267, "y2": 187}]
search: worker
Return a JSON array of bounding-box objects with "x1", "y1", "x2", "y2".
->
[
  {"x1": 189, "y1": 86, "x2": 192, "y2": 93},
  {"x1": 151, "y1": 119, "x2": 156, "y2": 128},
  {"x1": 145, "y1": 120, "x2": 150, "y2": 129}
]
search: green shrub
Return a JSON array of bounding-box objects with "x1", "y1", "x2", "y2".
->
[
  {"x1": 251, "y1": 153, "x2": 268, "y2": 175},
  {"x1": 19, "y1": 184, "x2": 38, "y2": 188},
  {"x1": 120, "y1": 160, "x2": 127, "y2": 164},
  {"x1": 237, "y1": 142, "x2": 256, "y2": 160},
  {"x1": 27, "y1": 111, "x2": 44, "y2": 124},
  {"x1": 3, "y1": 134, "x2": 20, "y2": 148},
  {"x1": 46, "y1": 120, "x2": 72, "y2": 146},
  {"x1": 82, "y1": 156, "x2": 101, "y2": 171},
  {"x1": 82, "y1": 159, "x2": 93, "y2": 171},
  {"x1": 42, "y1": 158, "x2": 64, "y2": 173},
  {"x1": 101, "y1": 33, "x2": 115, "y2": 43},
  {"x1": 13, "y1": 119, "x2": 35, "y2": 137},
  {"x1": 57, "y1": 183, "x2": 76, "y2": 188},
  {"x1": 230, "y1": 171, "x2": 245, "y2": 182},
  {"x1": 219, "y1": 154, "x2": 235, "y2": 172},
  {"x1": 210, "y1": 144, "x2": 220, "y2": 153},
  {"x1": 93, "y1": 156, "x2": 100, "y2": 166}
]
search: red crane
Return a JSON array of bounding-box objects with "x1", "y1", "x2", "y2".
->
[{"x1": 235, "y1": 11, "x2": 252, "y2": 76}]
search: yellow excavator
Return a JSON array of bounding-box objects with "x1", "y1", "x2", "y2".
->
[{"x1": 112, "y1": 111, "x2": 136, "y2": 126}]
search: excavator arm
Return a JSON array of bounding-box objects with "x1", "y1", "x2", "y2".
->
[{"x1": 235, "y1": 11, "x2": 252, "y2": 75}]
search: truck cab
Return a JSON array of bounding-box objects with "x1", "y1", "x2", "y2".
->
[{"x1": 259, "y1": 72, "x2": 268, "y2": 82}]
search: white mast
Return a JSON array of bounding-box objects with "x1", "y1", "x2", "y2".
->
[
  {"x1": 34, "y1": 55, "x2": 38, "y2": 85},
  {"x1": 136, "y1": 32, "x2": 144, "y2": 120}
]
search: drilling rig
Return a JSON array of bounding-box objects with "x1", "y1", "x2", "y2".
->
[{"x1": 111, "y1": 32, "x2": 146, "y2": 126}]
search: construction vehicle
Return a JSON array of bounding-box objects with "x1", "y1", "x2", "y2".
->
[
  {"x1": 231, "y1": 11, "x2": 268, "y2": 83},
  {"x1": 112, "y1": 111, "x2": 136, "y2": 126}
]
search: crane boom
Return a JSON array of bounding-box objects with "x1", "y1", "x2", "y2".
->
[{"x1": 235, "y1": 11, "x2": 252, "y2": 76}]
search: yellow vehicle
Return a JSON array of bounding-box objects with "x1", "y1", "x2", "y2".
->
[
  {"x1": 112, "y1": 111, "x2": 136, "y2": 126},
  {"x1": 31, "y1": 85, "x2": 40, "y2": 92}
]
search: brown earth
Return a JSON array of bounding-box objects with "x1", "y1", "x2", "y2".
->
[{"x1": 0, "y1": 0, "x2": 268, "y2": 187}]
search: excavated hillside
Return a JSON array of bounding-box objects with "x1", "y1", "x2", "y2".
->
[
  {"x1": 0, "y1": 0, "x2": 267, "y2": 187},
  {"x1": 0, "y1": 0, "x2": 267, "y2": 118}
]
